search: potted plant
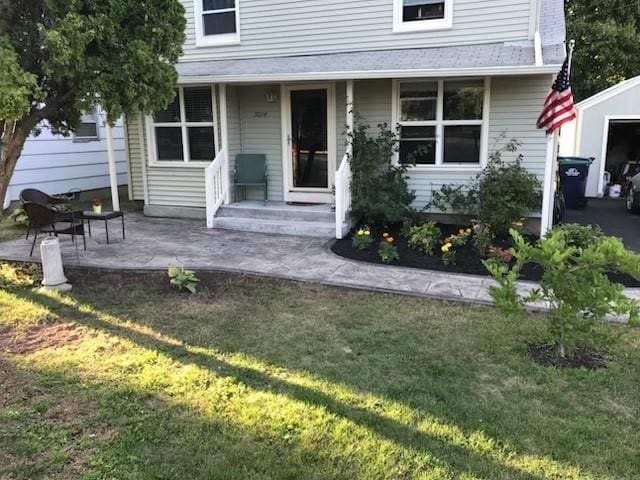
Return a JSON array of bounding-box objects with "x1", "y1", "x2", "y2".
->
[{"x1": 91, "y1": 198, "x2": 102, "y2": 214}]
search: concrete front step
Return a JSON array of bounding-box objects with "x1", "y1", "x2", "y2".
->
[
  {"x1": 212, "y1": 216, "x2": 341, "y2": 238},
  {"x1": 217, "y1": 202, "x2": 335, "y2": 223}
]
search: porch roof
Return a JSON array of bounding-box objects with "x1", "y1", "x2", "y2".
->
[{"x1": 176, "y1": 42, "x2": 565, "y2": 84}]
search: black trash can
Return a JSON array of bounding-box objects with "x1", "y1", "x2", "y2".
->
[{"x1": 558, "y1": 157, "x2": 593, "y2": 209}]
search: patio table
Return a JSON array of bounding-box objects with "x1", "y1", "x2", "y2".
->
[{"x1": 82, "y1": 211, "x2": 125, "y2": 245}]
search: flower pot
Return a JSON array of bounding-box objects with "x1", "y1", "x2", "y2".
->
[{"x1": 92, "y1": 205, "x2": 102, "y2": 214}]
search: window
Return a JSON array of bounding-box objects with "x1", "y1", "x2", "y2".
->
[
  {"x1": 393, "y1": 0, "x2": 452, "y2": 32},
  {"x1": 74, "y1": 111, "x2": 99, "y2": 141},
  {"x1": 151, "y1": 86, "x2": 217, "y2": 164},
  {"x1": 195, "y1": 0, "x2": 240, "y2": 46},
  {"x1": 396, "y1": 79, "x2": 488, "y2": 167}
]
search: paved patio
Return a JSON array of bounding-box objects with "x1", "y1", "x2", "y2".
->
[{"x1": 1, "y1": 213, "x2": 638, "y2": 310}]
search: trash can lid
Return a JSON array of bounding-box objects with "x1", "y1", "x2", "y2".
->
[{"x1": 558, "y1": 156, "x2": 594, "y2": 166}]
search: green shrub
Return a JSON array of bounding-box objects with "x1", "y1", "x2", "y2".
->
[
  {"x1": 350, "y1": 120, "x2": 416, "y2": 227},
  {"x1": 484, "y1": 225, "x2": 640, "y2": 359},
  {"x1": 8, "y1": 206, "x2": 29, "y2": 228},
  {"x1": 352, "y1": 227, "x2": 373, "y2": 251},
  {"x1": 407, "y1": 221, "x2": 441, "y2": 255},
  {"x1": 378, "y1": 239, "x2": 400, "y2": 264},
  {"x1": 471, "y1": 221, "x2": 494, "y2": 257},
  {"x1": 429, "y1": 137, "x2": 542, "y2": 236},
  {"x1": 168, "y1": 266, "x2": 200, "y2": 294}
]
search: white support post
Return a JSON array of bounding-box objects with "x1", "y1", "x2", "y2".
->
[
  {"x1": 105, "y1": 121, "x2": 120, "y2": 212},
  {"x1": 540, "y1": 132, "x2": 558, "y2": 237},
  {"x1": 346, "y1": 80, "x2": 354, "y2": 154},
  {"x1": 219, "y1": 84, "x2": 230, "y2": 204}
]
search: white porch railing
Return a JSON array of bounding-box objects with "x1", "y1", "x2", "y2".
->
[
  {"x1": 205, "y1": 147, "x2": 228, "y2": 228},
  {"x1": 334, "y1": 144, "x2": 352, "y2": 239}
]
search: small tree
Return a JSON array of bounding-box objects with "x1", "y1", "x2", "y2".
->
[
  {"x1": 0, "y1": 0, "x2": 186, "y2": 205},
  {"x1": 350, "y1": 121, "x2": 415, "y2": 227},
  {"x1": 484, "y1": 224, "x2": 640, "y2": 359}
]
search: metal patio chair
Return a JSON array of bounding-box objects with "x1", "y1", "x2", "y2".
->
[
  {"x1": 20, "y1": 188, "x2": 71, "y2": 239},
  {"x1": 22, "y1": 202, "x2": 86, "y2": 257},
  {"x1": 234, "y1": 154, "x2": 268, "y2": 204}
]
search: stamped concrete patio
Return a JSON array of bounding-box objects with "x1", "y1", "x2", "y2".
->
[{"x1": 1, "y1": 213, "x2": 639, "y2": 308}]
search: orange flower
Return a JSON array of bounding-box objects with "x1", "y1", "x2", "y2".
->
[{"x1": 386, "y1": 237, "x2": 394, "y2": 243}]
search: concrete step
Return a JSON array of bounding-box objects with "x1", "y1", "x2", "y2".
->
[
  {"x1": 217, "y1": 202, "x2": 335, "y2": 223},
  {"x1": 212, "y1": 216, "x2": 342, "y2": 238}
]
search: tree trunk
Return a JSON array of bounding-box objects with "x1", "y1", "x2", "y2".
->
[{"x1": 0, "y1": 123, "x2": 30, "y2": 212}]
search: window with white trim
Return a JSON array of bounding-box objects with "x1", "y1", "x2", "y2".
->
[
  {"x1": 393, "y1": 0, "x2": 452, "y2": 32},
  {"x1": 152, "y1": 86, "x2": 217, "y2": 164},
  {"x1": 397, "y1": 79, "x2": 486, "y2": 166},
  {"x1": 195, "y1": 0, "x2": 240, "y2": 46},
  {"x1": 74, "y1": 111, "x2": 99, "y2": 141}
]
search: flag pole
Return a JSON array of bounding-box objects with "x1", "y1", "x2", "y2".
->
[{"x1": 540, "y1": 39, "x2": 576, "y2": 237}]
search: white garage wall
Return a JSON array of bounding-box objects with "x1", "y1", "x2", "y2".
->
[
  {"x1": 571, "y1": 79, "x2": 640, "y2": 197},
  {"x1": 6, "y1": 113, "x2": 127, "y2": 202}
]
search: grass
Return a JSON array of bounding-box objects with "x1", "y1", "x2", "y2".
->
[{"x1": 1, "y1": 264, "x2": 639, "y2": 479}]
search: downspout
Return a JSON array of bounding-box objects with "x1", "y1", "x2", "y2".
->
[{"x1": 533, "y1": 0, "x2": 543, "y2": 66}]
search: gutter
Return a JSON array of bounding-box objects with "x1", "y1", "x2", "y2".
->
[
  {"x1": 178, "y1": 64, "x2": 561, "y2": 85},
  {"x1": 533, "y1": 0, "x2": 543, "y2": 66}
]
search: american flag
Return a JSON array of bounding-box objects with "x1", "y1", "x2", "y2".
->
[{"x1": 536, "y1": 57, "x2": 576, "y2": 135}]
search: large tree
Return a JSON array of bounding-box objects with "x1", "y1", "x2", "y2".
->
[
  {"x1": 0, "y1": 0, "x2": 185, "y2": 205},
  {"x1": 566, "y1": 0, "x2": 640, "y2": 101}
]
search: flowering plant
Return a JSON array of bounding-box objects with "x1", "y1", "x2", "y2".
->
[
  {"x1": 378, "y1": 234, "x2": 399, "y2": 264},
  {"x1": 352, "y1": 227, "x2": 373, "y2": 251},
  {"x1": 407, "y1": 221, "x2": 441, "y2": 255},
  {"x1": 488, "y1": 245, "x2": 514, "y2": 263},
  {"x1": 440, "y1": 228, "x2": 472, "y2": 265}
]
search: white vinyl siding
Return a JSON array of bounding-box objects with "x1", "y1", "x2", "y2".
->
[
  {"x1": 573, "y1": 86, "x2": 640, "y2": 197},
  {"x1": 7, "y1": 117, "x2": 127, "y2": 202},
  {"x1": 123, "y1": 75, "x2": 550, "y2": 214},
  {"x1": 181, "y1": 0, "x2": 533, "y2": 61}
]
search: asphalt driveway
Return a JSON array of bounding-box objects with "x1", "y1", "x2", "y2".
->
[{"x1": 563, "y1": 198, "x2": 640, "y2": 252}]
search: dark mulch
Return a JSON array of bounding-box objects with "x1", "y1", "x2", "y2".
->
[
  {"x1": 527, "y1": 343, "x2": 608, "y2": 369},
  {"x1": 331, "y1": 223, "x2": 640, "y2": 288}
]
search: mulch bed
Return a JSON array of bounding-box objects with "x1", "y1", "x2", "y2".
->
[
  {"x1": 331, "y1": 223, "x2": 640, "y2": 288},
  {"x1": 527, "y1": 343, "x2": 608, "y2": 369}
]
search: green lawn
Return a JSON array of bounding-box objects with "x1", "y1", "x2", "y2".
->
[{"x1": 1, "y1": 264, "x2": 639, "y2": 480}]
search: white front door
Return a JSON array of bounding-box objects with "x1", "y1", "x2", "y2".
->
[{"x1": 282, "y1": 83, "x2": 336, "y2": 203}]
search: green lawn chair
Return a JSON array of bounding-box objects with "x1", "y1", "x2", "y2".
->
[{"x1": 234, "y1": 154, "x2": 268, "y2": 204}]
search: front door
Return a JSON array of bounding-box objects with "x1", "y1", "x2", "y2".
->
[{"x1": 282, "y1": 84, "x2": 336, "y2": 203}]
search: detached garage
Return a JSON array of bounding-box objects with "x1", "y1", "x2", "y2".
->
[{"x1": 560, "y1": 76, "x2": 640, "y2": 198}]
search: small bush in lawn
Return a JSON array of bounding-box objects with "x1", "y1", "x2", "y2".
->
[
  {"x1": 429, "y1": 136, "x2": 542, "y2": 236},
  {"x1": 484, "y1": 224, "x2": 640, "y2": 360},
  {"x1": 168, "y1": 266, "x2": 200, "y2": 294},
  {"x1": 407, "y1": 221, "x2": 441, "y2": 255},
  {"x1": 352, "y1": 227, "x2": 373, "y2": 251},
  {"x1": 378, "y1": 235, "x2": 400, "y2": 264}
]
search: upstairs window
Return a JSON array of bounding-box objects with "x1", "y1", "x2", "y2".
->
[
  {"x1": 393, "y1": 0, "x2": 453, "y2": 32},
  {"x1": 396, "y1": 79, "x2": 488, "y2": 167},
  {"x1": 151, "y1": 86, "x2": 217, "y2": 165},
  {"x1": 195, "y1": 0, "x2": 240, "y2": 46},
  {"x1": 74, "y1": 111, "x2": 100, "y2": 141}
]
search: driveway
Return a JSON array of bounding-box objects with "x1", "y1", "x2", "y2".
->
[{"x1": 563, "y1": 198, "x2": 640, "y2": 252}]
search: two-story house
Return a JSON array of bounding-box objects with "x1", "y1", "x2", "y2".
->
[{"x1": 123, "y1": 0, "x2": 566, "y2": 237}]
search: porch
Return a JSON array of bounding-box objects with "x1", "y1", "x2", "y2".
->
[{"x1": 125, "y1": 74, "x2": 557, "y2": 238}]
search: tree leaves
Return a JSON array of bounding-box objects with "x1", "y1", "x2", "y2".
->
[{"x1": 566, "y1": 0, "x2": 640, "y2": 101}]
